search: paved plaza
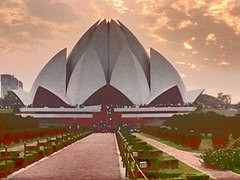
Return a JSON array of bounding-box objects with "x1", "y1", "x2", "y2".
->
[{"x1": 9, "y1": 134, "x2": 122, "y2": 180}]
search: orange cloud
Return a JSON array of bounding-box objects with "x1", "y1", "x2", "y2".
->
[
  {"x1": 218, "y1": 60, "x2": 230, "y2": 65},
  {"x1": 175, "y1": 61, "x2": 186, "y2": 65},
  {"x1": 206, "y1": 33, "x2": 216, "y2": 41},
  {"x1": 183, "y1": 42, "x2": 193, "y2": 49},
  {"x1": 180, "y1": 73, "x2": 186, "y2": 78},
  {"x1": 208, "y1": 0, "x2": 240, "y2": 35},
  {"x1": 106, "y1": 0, "x2": 129, "y2": 14}
]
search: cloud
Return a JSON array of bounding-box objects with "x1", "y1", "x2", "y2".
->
[
  {"x1": 0, "y1": 17, "x2": 52, "y2": 50},
  {"x1": 0, "y1": 0, "x2": 86, "y2": 51},
  {"x1": 230, "y1": 4, "x2": 240, "y2": 17},
  {"x1": 24, "y1": 0, "x2": 79, "y2": 24},
  {"x1": 218, "y1": 60, "x2": 230, "y2": 66},
  {"x1": 190, "y1": 64, "x2": 196, "y2": 68},
  {"x1": 175, "y1": 61, "x2": 186, "y2": 65},
  {"x1": 183, "y1": 42, "x2": 193, "y2": 49},
  {"x1": 0, "y1": 0, "x2": 20, "y2": 8},
  {"x1": 138, "y1": 3, "x2": 240, "y2": 70},
  {"x1": 180, "y1": 73, "x2": 186, "y2": 78},
  {"x1": 207, "y1": 0, "x2": 240, "y2": 35},
  {"x1": 206, "y1": 33, "x2": 216, "y2": 41},
  {"x1": 106, "y1": 0, "x2": 129, "y2": 14}
]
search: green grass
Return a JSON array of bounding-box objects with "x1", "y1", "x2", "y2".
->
[
  {"x1": 140, "y1": 133, "x2": 235, "y2": 154},
  {"x1": 139, "y1": 134, "x2": 214, "y2": 179},
  {"x1": 160, "y1": 153, "x2": 199, "y2": 173},
  {"x1": 161, "y1": 151, "x2": 213, "y2": 179}
]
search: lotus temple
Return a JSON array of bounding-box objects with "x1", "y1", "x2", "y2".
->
[{"x1": 12, "y1": 19, "x2": 203, "y2": 132}]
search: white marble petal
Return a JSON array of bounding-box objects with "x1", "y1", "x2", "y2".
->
[
  {"x1": 87, "y1": 20, "x2": 109, "y2": 81},
  {"x1": 31, "y1": 48, "x2": 69, "y2": 105},
  {"x1": 110, "y1": 46, "x2": 150, "y2": 105},
  {"x1": 117, "y1": 20, "x2": 150, "y2": 83},
  {"x1": 66, "y1": 47, "x2": 107, "y2": 105},
  {"x1": 184, "y1": 89, "x2": 205, "y2": 103},
  {"x1": 12, "y1": 90, "x2": 31, "y2": 106},
  {"x1": 147, "y1": 48, "x2": 187, "y2": 104},
  {"x1": 108, "y1": 20, "x2": 128, "y2": 81}
]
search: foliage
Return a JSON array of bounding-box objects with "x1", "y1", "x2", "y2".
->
[
  {"x1": 211, "y1": 133, "x2": 228, "y2": 149},
  {"x1": 195, "y1": 94, "x2": 221, "y2": 107},
  {"x1": 81, "y1": 125, "x2": 91, "y2": 132},
  {"x1": 0, "y1": 114, "x2": 38, "y2": 130},
  {"x1": 164, "y1": 112, "x2": 240, "y2": 137},
  {"x1": 142, "y1": 126, "x2": 202, "y2": 150},
  {"x1": 0, "y1": 127, "x2": 68, "y2": 146},
  {"x1": 217, "y1": 92, "x2": 231, "y2": 105},
  {"x1": 119, "y1": 131, "x2": 209, "y2": 179},
  {"x1": 200, "y1": 147, "x2": 240, "y2": 170},
  {"x1": 0, "y1": 91, "x2": 22, "y2": 109},
  {"x1": 0, "y1": 114, "x2": 68, "y2": 145},
  {"x1": 230, "y1": 137, "x2": 240, "y2": 148}
]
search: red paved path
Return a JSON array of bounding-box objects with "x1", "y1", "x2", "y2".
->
[
  {"x1": 9, "y1": 134, "x2": 121, "y2": 180},
  {"x1": 135, "y1": 133, "x2": 240, "y2": 180}
]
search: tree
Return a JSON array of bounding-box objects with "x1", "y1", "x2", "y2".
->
[{"x1": 217, "y1": 92, "x2": 231, "y2": 105}]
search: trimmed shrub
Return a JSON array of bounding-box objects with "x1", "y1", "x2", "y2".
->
[
  {"x1": 187, "y1": 133, "x2": 202, "y2": 150},
  {"x1": 145, "y1": 169, "x2": 184, "y2": 179},
  {"x1": 211, "y1": 133, "x2": 229, "y2": 149},
  {"x1": 185, "y1": 173, "x2": 210, "y2": 180},
  {"x1": 158, "y1": 158, "x2": 179, "y2": 169},
  {"x1": 0, "y1": 160, "x2": 15, "y2": 174},
  {"x1": 3, "y1": 132, "x2": 12, "y2": 146},
  {"x1": 12, "y1": 130, "x2": 21, "y2": 144}
]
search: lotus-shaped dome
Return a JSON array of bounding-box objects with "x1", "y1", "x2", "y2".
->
[{"x1": 13, "y1": 19, "x2": 203, "y2": 107}]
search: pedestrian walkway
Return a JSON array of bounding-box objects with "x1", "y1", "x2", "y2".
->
[
  {"x1": 135, "y1": 133, "x2": 240, "y2": 180},
  {"x1": 8, "y1": 134, "x2": 122, "y2": 180}
]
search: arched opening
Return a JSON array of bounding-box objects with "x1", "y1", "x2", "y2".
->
[
  {"x1": 149, "y1": 86, "x2": 183, "y2": 106},
  {"x1": 83, "y1": 85, "x2": 133, "y2": 106},
  {"x1": 33, "y1": 86, "x2": 70, "y2": 107}
]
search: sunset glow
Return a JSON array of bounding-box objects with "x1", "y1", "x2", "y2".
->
[{"x1": 0, "y1": 0, "x2": 239, "y2": 103}]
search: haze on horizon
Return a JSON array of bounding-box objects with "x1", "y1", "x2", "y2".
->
[{"x1": 0, "y1": 0, "x2": 239, "y2": 103}]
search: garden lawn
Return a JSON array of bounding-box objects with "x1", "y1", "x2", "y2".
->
[
  {"x1": 162, "y1": 152, "x2": 198, "y2": 173},
  {"x1": 147, "y1": 145, "x2": 214, "y2": 179},
  {"x1": 178, "y1": 158, "x2": 214, "y2": 180}
]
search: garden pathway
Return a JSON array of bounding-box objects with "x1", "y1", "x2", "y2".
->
[
  {"x1": 135, "y1": 133, "x2": 240, "y2": 180},
  {"x1": 8, "y1": 134, "x2": 122, "y2": 180}
]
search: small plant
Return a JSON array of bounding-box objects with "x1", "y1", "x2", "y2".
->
[
  {"x1": 230, "y1": 137, "x2": 240, "y2": 148},
  {"x1": 200, "y1": 147, "x2": 240, "y2": 170}
]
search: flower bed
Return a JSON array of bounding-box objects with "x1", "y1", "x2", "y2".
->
[
  {"x1": 200, "y1": 147, "x2": 240, "y2": 171},
  {"x1": 0, "y1": 160, "x2": 15, "y2": 177},
  {"x1": 0, "y1": 130, "x2": 92, "y2": 178},
  {"x1": 117, "y1": 130, "x2": 210, "y2": 180}
]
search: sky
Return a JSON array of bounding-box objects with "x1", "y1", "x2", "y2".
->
[{"x1": 0, "y1": 0, "x2": 239, "y2": 103}]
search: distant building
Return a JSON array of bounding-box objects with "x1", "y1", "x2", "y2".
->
[{"x1": 1, "y1": 74, "x2": 23, "y2": 99}]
